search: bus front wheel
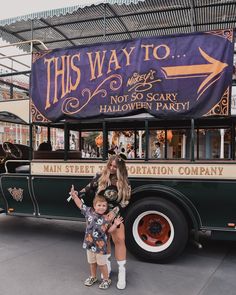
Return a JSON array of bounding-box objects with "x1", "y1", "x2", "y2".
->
[{"x1": 125, "y1": 197, "x2": 188, "y2": 262}]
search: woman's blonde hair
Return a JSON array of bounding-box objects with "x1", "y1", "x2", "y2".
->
[{"x1": 97, "y1": 155, "x2": 131, "y2": 204}]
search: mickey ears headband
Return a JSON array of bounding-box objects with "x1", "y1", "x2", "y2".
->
[
  {"x1": 118, "y1": 153, "x2": 127, "y2": 161},
  {"x1": 108, "y1": 152, "x2": 127, "y2": 162}
]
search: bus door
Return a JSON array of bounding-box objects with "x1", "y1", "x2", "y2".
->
[
  {"x1": 31, "y1": 174, "x2": 88, "y2": 219},
  {"x1": 0, "y1": 174, "x2": 37, "y2": 216}
]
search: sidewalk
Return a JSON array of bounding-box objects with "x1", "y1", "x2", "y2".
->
[{"x1": 0, "y1": 215, "x2": 236, "y2": 295}]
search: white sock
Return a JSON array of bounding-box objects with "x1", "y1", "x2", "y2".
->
[
  {"x1": 107, "y1": 254, "x2": 111, "y2": 275},
  {"x1": 101, "y1": 254, "x2": 111, "y2": 279},
  {"x1": 117, "y1": 260, "x2": 126, "y2": 290}
]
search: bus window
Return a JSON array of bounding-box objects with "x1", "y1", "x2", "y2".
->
[
  {"x1": 169, "y1": 129, "x2": 191, "y2": 160},
  {"x1": 107, "y1": 130, "x2": 145, "y2": 159},
  {"x1": 108, "y1": 130, "x2": 133, "y2": 158},
  {"x1": 136, "y1": 130, "x2": 145, "y2": 159},
  {"x1": 34, "y1": 126, "x2": 47, "y2": 151},
  {"x1": 196, "y1": 128, "x2": 231, "y2": 160},
  {"x1": 69, "y1": 131, "x2": 80, "y2": 151},
  {"x1": 149, "y1": 129, "x2": 165, "y2": 159},
  {"x1": 81, "y1": 131, "x2": 102, "y2": 158},
  {"x1": 1, "y1": 123, "x2": 30, "y2": 147},
  {"x1": 52, "y1": 127, "x2": 65, "y2": 151},
  {"x1": 33, "y1": 126, "x2": 65, "y2": 152},
  {"x1": 150, "y1": 129, "x2": 190, "y2": 160}
]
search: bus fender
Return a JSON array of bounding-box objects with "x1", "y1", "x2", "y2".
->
[
  {"x1": 130, "y1": 184, "x2": 200, "y2": 233},
  {"x1": 124, "y1": 184, "x2": 202, "y2": 261}
]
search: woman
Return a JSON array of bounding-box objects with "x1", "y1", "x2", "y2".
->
[{"x1": 70, "y1": 155, "x2": 131, "y2": 289}]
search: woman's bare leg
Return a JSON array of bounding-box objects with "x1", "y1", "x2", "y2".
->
[
  {"x1": 111, "y1": 223, "x2": 126, "y2": 261},
  {"x1": 111, "y1": 223, "x2": 126, "y2": 289}
]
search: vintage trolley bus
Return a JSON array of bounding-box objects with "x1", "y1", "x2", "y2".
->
[{"x1": 0, "y1": 29, "x2": 235, "y2": 262}]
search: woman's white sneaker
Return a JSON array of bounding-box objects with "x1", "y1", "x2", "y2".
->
[{"x1": 117, "y1": 267, "x2": 126, "y2": 289}]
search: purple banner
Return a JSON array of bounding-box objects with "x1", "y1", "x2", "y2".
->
[{"x1": 31, "y1": 30, "x2": 234, "y2": 122}]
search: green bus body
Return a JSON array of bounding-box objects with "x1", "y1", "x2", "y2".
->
[
  {"x1": 2, "y1": 170, "x2": 236, "y2": 229},
  {"x1": 1, "y1": 162, "x2": 236, "y2": 231},
  {"x1": 1, "y1": 156, "x2": 236, "y2": 262}
]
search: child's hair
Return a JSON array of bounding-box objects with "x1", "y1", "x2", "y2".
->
[{"x1": 93, "y1": 195, "x2": 108, "y2": 207}]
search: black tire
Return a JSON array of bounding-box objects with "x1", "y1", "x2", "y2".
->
[{"x1": 125, "y1": 197, "x2": 188, "y2": 263}]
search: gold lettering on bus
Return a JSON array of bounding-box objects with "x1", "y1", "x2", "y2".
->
[
  {"x1": 178, "y1": 166, "x2": 224, "y2": 176},
  {"x1": 44, "y1": 165, "x2": 62, "y2": 173},
  {"x1": 65, "y1": 165, "x2": 96, "y2": 174},
  {"x1": 36, "y1": 163, "x2": 226, "y2": 178},
  {"x1": 127, "y1": 165, "x2": 173, "y2": 175}
]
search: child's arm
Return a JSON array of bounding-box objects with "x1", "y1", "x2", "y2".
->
[
  {"x1": 108, "y1": 216, "x2": 124, "y2": 233},
  {"x1": 70, "y1": 185, "x2": 83, "y2": 209}
]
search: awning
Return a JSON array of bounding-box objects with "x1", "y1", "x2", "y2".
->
[
  {"x1": 0, "y1": 0, "x2": 235, "y2": 53},
  {"x1": 0, "y1": 0, "x2": 144, "y2": 26}
]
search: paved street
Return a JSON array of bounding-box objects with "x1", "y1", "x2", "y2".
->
[{"x1": 0, "y1": 214, "x2": 236, "y2": 295}]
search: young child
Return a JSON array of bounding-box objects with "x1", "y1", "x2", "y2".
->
[{"x1": 70, "y1": 185, "x2": 123, "y2": 290}]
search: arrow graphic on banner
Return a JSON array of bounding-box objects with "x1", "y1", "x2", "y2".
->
[{"x1": 161, "y1": 47, "x2": 228, "y2": 96}]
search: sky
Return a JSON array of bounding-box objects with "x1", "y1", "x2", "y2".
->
[
  {"x1": 0, "y1": 0, "x2": 100, "y2": 20},
  {"x1": 0, "y1": 1, "x2": 102, "y2": 71}
]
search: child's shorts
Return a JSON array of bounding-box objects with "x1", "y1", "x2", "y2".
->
[{"x1": 87, "y1": 250, "x2": 107, "y2": 265}]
